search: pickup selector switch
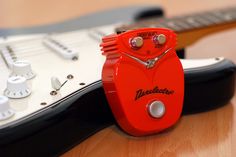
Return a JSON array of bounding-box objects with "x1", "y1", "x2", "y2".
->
[
  {"x1": 51, "y1": 77, "x2": 62, "y2": 91},
  {"x1": 0, "y1": 96, "x2": 15, "y2": 120},
  {"x1": 4, "y1": 76, "x2": 31, "y2": 99},
  {"x1": 11, "y1": 60, "x2": 35, "y2": 80}
]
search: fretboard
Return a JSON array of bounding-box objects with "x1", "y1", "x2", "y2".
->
[{"x1": 116, "y1": 7, "x2": 236, "y2": 49}]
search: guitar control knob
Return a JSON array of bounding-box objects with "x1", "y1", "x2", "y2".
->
[
  {"x1": 130, "y1": 36, "x2": 143, "y2": 48},
  {"x1": 153, "y1": 34, "x2": 166, "y2": 45},
  {"x1": 4, "y1": 76, "x2": 31, "y2": 99},
  {"x1": 0, "y1": 96, "x2": 14, "y2": 120},
  {"x1": 11, "y1": 60, "x2": 35, "y2": 80}
]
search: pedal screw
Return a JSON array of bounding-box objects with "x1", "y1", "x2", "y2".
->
[
  {"x1": 50, "y1": 91, "x2": 57, "y2": 96},
  {"x1": 67, "y1": 74, "x2": 74, "y2": 79}
]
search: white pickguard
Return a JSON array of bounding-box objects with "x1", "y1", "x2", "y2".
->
[{"x1": 0, "y1": 23, "x2": 224, "y2": 129}]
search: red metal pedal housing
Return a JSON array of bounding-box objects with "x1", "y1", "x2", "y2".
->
[{"x1": 100, "y1": 28, "x2": 184, "y2": 136}]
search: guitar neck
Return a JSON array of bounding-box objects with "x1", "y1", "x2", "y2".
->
[{"x1": 116, "y1": 7, "x2": 236, "y2": 49}]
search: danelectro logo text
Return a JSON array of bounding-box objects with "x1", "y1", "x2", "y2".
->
[{"x1": 135, "y1": 86, "x2": 174, "y2": 100}]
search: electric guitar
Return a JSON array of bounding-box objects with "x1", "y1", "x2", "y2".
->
[{"x1": 0, "y1": 6, "x2": 235, "y2": 157}]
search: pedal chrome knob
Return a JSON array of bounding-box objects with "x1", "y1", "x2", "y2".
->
[
  {"x1": 11, "y1": 60, "x2": 35, "y2": 80},
  {"x1": 153, "y1": 34, "x2": 166, "y2": 45},
  {"x1": 4, "y1": 76, "x2": 31, "y2": 99},
  {"x1": 130, "y1": 36, "x2": 143, "y2": 48},
  {"x1": 0, "y1": 96, "x2": 14, "y2": 120}
]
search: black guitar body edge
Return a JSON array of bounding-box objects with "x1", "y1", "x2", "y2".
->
[
  {"x1": 183, "y1": 59, "x2": 235, "y2": 114},
  {"x1": 0, "y1": 59, "x2": 235, "y2": 157}
]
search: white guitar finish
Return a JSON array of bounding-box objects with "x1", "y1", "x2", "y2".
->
[{"x1": 0, "y1": 23, "x2": 225, "y2": 129}]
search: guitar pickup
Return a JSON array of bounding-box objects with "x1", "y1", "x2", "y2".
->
[
  {"x1": 0, "y1": 45, "x2": 17, "y2": 68},
  {"x1": 43, "y1": 37, "x2": 78, "y2": 60}
]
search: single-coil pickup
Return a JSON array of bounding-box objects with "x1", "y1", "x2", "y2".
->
[
  {"x1": 43, "y1": 37, "x2": 78, "y2": 60},
  {"x1": 0, "y1": 45, "x2": 17, "y2": 68}
]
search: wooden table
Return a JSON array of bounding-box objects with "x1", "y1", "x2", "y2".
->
[{"x1": 1, "y1": 0, "x2": 236, "y2": 156}]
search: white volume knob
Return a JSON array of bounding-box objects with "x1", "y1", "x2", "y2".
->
[
  {"x1": 0, "y1": 96, "x2": 14, "y2": 120},
  {"x1": 4, "y1": 76, "x2": 31, "y2": 99},
  {"x1": 11, "y1": 60, "x2": 35, "y2": 79}
]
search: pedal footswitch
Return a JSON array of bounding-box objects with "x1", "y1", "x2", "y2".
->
[{"x1": 100, "y1": 28, "x2": 184, "y2": 136}]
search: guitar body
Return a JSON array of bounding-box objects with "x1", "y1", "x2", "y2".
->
[
  {"x1": 0, "y1": 6, "x2": 235, "y2": 156},
  {"x1": 1, "y1": 62, "x2": 235, "y2": 157}
]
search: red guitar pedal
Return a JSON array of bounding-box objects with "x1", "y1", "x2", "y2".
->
[{"x1": 100, "y1": 28, "x2": 184, "y2": 136}]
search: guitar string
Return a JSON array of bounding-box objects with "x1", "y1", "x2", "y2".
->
[
  {"x1": 0, "y1": 37, "x2": 96, "y2": 68},
  {"x1": 119, "y1": 10, "x2": 236, "y2": 32},
  {"x1": 1, "y1": 10, "x2": 236, "y2": 66},
  {"x1": 3, "y1": 9, "x2": 236, "y2": 53},
  {"x1": 1, "y1": 9, "x2": 236, "y2": 69},
  {"x1": 1, "y1": 37, "x2": 89, "y2": 56},
  {"x1": 6, "y1": 41, "x2": 86, "y2": 57}
]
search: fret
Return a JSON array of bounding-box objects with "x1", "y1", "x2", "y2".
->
[
  {"x1": 173, "y1": 19, "x2": 194, "y2": 30},
  {"x1": 193, "y1": 16, "x2": 213, "y2": 26},
  {"x1": 165, "y1": 21, "x2": 182, "y2": 31},
  {"x1": 149, "y1": 23, "x2": 166, "y2": 28},
  {"x1": 211, "y1": 11, "x2": 235, "y2": 22},
  {"x1": 224, "y1": 14, "x2": 233, "y2": 21},
  {"x1": 133, "y1": 22, "x2": 148, "y2": 28},
  {"x1": 143, "y1": 18, "x2": 172, "y2": 30},
  {"x1": 202, "y1": 13, "x2": 223, "y2": 24},
  {"x1": 225, "y1": 10, "x2": 236, "y2": 20},
  {"x1": 116, "y1": 7, "x2": 236, "y2": 34},
  {"x1": 149, "y1": 24, "x2": 157, "y2": 28},
  {"x1": 134, "y1": 18, "x2": 165, "y2": 28},
  {"x1": 221, "y1": 13, "x2": 234, "y2": 21},
  {"x1": 156, "y1": 23, "x2": 173, "y2": 30},
  {"x1": 185, "y1": 17, "x2": 202, "y2": 28}
]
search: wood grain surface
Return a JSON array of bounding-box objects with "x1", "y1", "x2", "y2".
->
[{"x1": 1, "y1": 0, "x2": 236, "y2": 157}]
